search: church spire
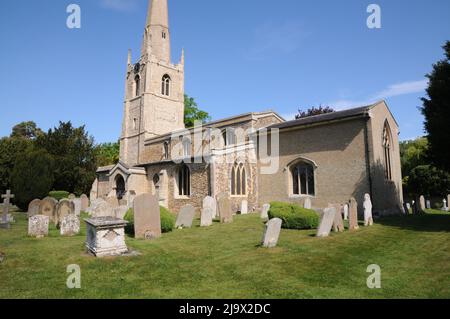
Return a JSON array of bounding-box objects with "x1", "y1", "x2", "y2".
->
[{"x1": 142, "y1": 0, "x2": 171, "y2": 63}]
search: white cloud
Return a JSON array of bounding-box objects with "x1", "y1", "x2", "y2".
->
[{"x1": 100, "y1": 0, "x2": 139, "y2": 12}]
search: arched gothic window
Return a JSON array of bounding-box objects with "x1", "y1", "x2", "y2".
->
[
  {"x1": 383, "y1": 122, "x2": 393, "y2": 180},
  {"x1": 177, "y1": 164, "x2": 191, "y2": 196},
  {"x1": 161, "y1": 74, "x2": 171, "y2": 96},
  {"x1": 222, "y1": 128, "x2": 237, "y2": 146},
  {"x1": 291, "y1": 161, "x2": 315, "y2": 196},
  {"x1": 231, "y1": 163, "x2": 246, "y2": 196},
  {"x1": 135, "y1": 75, "x2": 141, "y2": 97}
]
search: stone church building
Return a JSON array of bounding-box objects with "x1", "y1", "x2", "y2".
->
[{"x1": 91, "y1": 0, "x2": 403, "y2": 215}]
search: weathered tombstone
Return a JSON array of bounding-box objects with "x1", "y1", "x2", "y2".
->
[
  {"x1": 260, "y1": 204, "x2": 270, "y2": 219},
  {"x1": 133, "y1": 193, "x2": 161, "y2": 239},
  {"x1": 317, "y1": 207, "x2": 336, "y2": 237},
  {"x1": 304, "y1": 198, "x2": 312, "y2": 210},
  {"x1": 426, "y1": 200, "x2": 431, "y2": 209},
  {"x1": 28, "y1": 199, "x2": 41, "y2": 217},
  {"x1": 28, "y1": 215, "x2": 49, "y2": 238},
  {"x1": 80, "y1": 194, "x2": 89, "y2": 212},
  {"x1": 443, "y1": 199, "x2": 448, "y2": 212},
  {"x1": 68, "y1": 194, "x2": 76, "y2": 200},
  {"x1": 406, "y1": 203, "x2": 411, "y2": 210},
  {"x1": 203, "y1": 196, "x2": 217, "y2": 218},
  {"x1": 240, "y1": 200, "x2": 248, "y2": 215},
  {"x1": 218, "y1": 196, "x2": 233, "y2": 224},
  {"x1": 1, "y1": 190, "x2": 15, "y2": 229},
  {"x1": 114, "y1": 206, "x2": 128, "y2": 219},
  {"x1": 200, "y1": 207, "x2": 213, "y2": 227},
  {"x1": 363, "y1": 194, "x2": 373, "y2": 226},
  {"x1": 56, "y1": 199, "x2": 75, "y2": 226},
  {"x1": 419, "y1": 195, "x2": 426, "y2": 212},
  {"x1": 60, "y1": 214, "x2": 80, "y2": 236},
  {"x1": 85, "y1": 217, "x2": 128, "y2": 257},
  {"x1": 343, "y1": 203, "x2": 349, "y2": 220},
  {"x1": 72, "y1": 198, "x2": 81, "y2": 216},
  {"x1": 261, "y1": 218, "x2": 282, "y2": 248},
  {"x1": 403, "y1": 202, "x2": 409, "y2": 215},
  {"x1": 175, "y1": 204, "x2": 196, "y2": 228},
  {"x1": 39, "y1": 197, "x2": 58, "y2": 223},
  {"x1": 330, "y1": 204, "x2": 344, "y2": 232},
  {"x1": 90, "y1": 200, "x2": 115, "y2": 218},
  {"x1": 349, "y1": 197, "x2": 359, "y2": 230}
]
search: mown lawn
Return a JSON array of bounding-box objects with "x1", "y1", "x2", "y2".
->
[{"x1": 0, "y1": 210, "x2": 449, "y2": 299}]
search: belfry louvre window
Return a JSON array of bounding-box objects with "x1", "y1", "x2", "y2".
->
[
  {"x1": 383, "y1": 122, "x2": 393, "y2": 181},
  {"x1": 231, "y1": 163, "x2": 246, "y2": 196},
  {"x1": 135, "y1": 75, "x2": 141, "y2": 97},
  {"x1": 178, "y1": 165, "x2": 191, "y2": 196},
  {"x1": 291, "y1": 162, "x2": 315, "y2": 196},
  {"x1": 161, "y1": 74, "x2": 171, "y2": 96}
]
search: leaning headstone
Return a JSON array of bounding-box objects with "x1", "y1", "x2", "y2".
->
[
  {"x1": 84, "y1": 217, "x2": 128, "y2": 257},
  {"x1": 28, "y1": 199, "x2": 41, "y2": 217},
  {"x1": 261, "y1": 218, "x2": 282, "y2": 248},
  {"x1": 304, "y1": 198, "x2": 312, "y2": 210},
  {"x1": 175, "y1": 204, "x2": 196, "y2": 228},
  {"x1": 72, "y1": 198, "x2": 81, "y2": 216},
  {"x1": 419, "y1": 195, "x2": 426, "y2": 212},
  {"x1": 240, "y1": 200, "x2": 248, "y2": 215},
  {"x1": 200, "y1": 207, "x2": 213, "y2": 227},
  {"x1": 363, "y1": 194, "x2": 373, "y2": 226},
  {"x1": 330, "y1": 204, "x2": 344, "y2": 232},
  {"x1": 28, "y1": 215, "x2": 49, "y2": 238},
  {"x1": 80, "y1": 194, "x2": 89, "y2": 212},
  {"x1": 60, "y1": 214, "x2": 80, "y2": 236},
  {"x1": 56, "y1": 199, "x2": 75, "y2": 226},
  {"x1": 203, "y1": 196, "x2": 217, "y2": 218},
  {"x1": 133, "y1": 193, "x2": 161, "y2": 239},
  {"x1": 317, "y1": 207, "x2": 336, "y2": 237},
  {"x1": 260, "y1": 204, "x2": 270, "y2": 219},
  {"x1": 39, "y1": 197, "x2": 58, "y2": 224},
  {"x1": 218, "y1": 196, "x2": 233, "y2": 223},
  {"x1": 349, "y1": 197, "x2": 359, "y2": 230},
  {"x1": 343, "y1": 204, "x2": 349, "y2": 220}
]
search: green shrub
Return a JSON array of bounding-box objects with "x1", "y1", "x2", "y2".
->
[
  {"x1": 123, "y1": 206, "x2": 176, "y2": 236},
  {"x1": 268, "y1": 201, "x2": 319, "y2": 230},
  {"x1": 48, "y1": 191, "x2": 70, "y2": 201}
]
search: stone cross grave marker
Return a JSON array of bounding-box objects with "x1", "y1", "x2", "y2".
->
[
  {"x1": 1, "y1": 190, "x2": 14, "y2": 229},
  {"x1": 261, "y1": 218, "x2": 282, "y2": 248}
]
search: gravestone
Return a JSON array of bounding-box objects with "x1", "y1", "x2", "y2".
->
[
  {"x1": 175, "y1": 204, "x2": 196, "y2": 228},
  {"x1": 28, "y1": 215, "x2": 49, "y2": 238},
  {"x1": 304, "y1": 198, "x2": 312, "y2": 210},
  {"x1": 261, "y1": 218, "x2": 282, "y2": 248},
  {"x1": 343, "y1": 203, "x2": 349, "y2": 220},
  {"x1": 56, "y1": 199, "x2": 75, "y2": 226},
  {"x1": 114, "y1": 206, "x2": 128, "y2": 219},
  {"x1": 200, "y1": 207, "x2": 213, "y2": 227},
  {"x1": 90, "y1": 199, "x2": 115, "y2": 218},
  {"x1": 260, "y1": 204, "x2": 270, "y2": 219},
  {"x1": 217, "y1": 194, "x2": 233, "y2": 223},
  {"x1": 60, "y1": 214, "x2": 80, "y2": 236},
  {"x1": 443, "y1": 199, "x2": 448, "y2": 212},
  {"x1": 240, "y1": 200, "x2": 248, "y2": 215},
  {"x1": 412, "y1": 199, "x2": 420, "y2": 214},
  {"x1": 363, "y1": 193, "x2": 373, "y2": 226},
  {"x1": 317, "y1": 207, "x2": 336, "y2": 237},
  {"x1": 28, "y1": 199, "x2": 41, "y2": 217},
  {"x1": 426, "y1": 200, "x2": 431, "y2": 209},
  {"x1": 406, "y1": 203, "x2": 411, "y2": 210},
  {"x1": 68, "y1": 194, "x2": 76, "y2": 200},
  {"x1": 403, "y1": 202, "x2": 409, "y2": 215},
  {"x1": 1, "y1": 190, "x2": 15, "y2": 229},
  {"x1": 133, "y1": 193, "x2": 161, "y2": 239},
  {"x1": 330, "y1": 204, "x2": 344, "y2": 232},
  {"x1": 419, "y1": 195, "x2": 426, "y2": 212},
  {"x1": 39, "y1": 197, "x2": 58, "y2": 223},
  {"x1": 203, "y1": 196, "x2": 217, "y2": 218},
  {"x1": 72, "y1": 198, "x2": 81, "y2": 216},
  {"x1": 349, "y1": 197, "x2": 359, "y2": 230},
  {"x1": 85, "y1": 217, "x2": 128, "y2": 257},
  {"x1": 80, "y1": 194, "x2": 89, "y2": 212}
]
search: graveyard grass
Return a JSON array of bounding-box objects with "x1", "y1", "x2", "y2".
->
[{"x1": 0, "y1": 210, "x2": 449, "y2": 299}]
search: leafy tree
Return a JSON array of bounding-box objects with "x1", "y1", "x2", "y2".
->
[
  {"x1": 184, "y1": 94, "x2": 211, "y2": 128},
  {"x1": 95, "y1": 142, "x2": 120, "y2": 167},
  {"x1": 10, "y1": 148, "x2": 54, "y2": 210},
  {"x1": 400, "y1": 137, "x2": 429, "y2": 178},
  {"x1": 421, "y1": 41, "x2": 450, "y2": 171},
  {"x1": 10, "y1": 121, "x2": 43, "y2": 139},
  {"x1": 406, "y1": 165, "x2": 450, "y2": 198},
  {"x1": 295, "y1": 106, "x2": 335, "y2": 119},
  {"x1": 35, "y1": 121, "x2": 97, "y2": 195}
]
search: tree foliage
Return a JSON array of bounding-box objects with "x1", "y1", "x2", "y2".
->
[
  {"x1": 0, "y1": 136, "x2": 31, "y2": 195},
  {"x1": 95, "y1": 142, "x2": 120, "y2": 167},
  {"x1": 295, "y1": 106, "x2": 335, "y2": 119},
  {"x1": 184, "y1": 94, "x2": 211, "y2": 128},
  {"x1": 421, "y1": 41, "x2": 450, "y2": 171},
  {"x1": 10, "y1": 121, "x2": 43, "y2": 140}
]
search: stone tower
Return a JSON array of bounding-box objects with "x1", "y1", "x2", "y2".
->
[{"x1": 120, "y1": 0, "x2": 185, "y2": 166}]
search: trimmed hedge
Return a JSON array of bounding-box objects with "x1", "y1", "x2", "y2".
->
[
  {"x1": 124, "y1": 206, "x2": 176, "y2": 236},
  {"x1": 268, "y1": 201, "x2": 319, "y2": 230},
  {"x1": 49, "y1": 191, "x2": 70, "y2": 201}
]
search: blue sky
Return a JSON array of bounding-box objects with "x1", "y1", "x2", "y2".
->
[{"x1": 0, "y1": 0, "x2": 449, "y2": 143}]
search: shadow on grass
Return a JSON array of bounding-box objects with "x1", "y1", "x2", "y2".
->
[{"x1": 376, "y1": 212, "x2": 450, "y2": 232}]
